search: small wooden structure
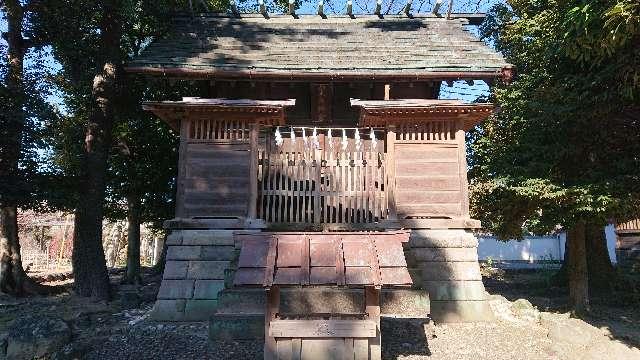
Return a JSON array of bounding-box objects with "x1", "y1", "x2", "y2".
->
[
  {"x1": 233, "y1": 231, "x2": 411, "y2": 359},
  {"x1": 615, "y1": 219, "x2": 640, "y2": 265}
]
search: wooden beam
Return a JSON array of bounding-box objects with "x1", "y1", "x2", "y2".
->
[
  {"x1": 264, "y1": 286, "x2": 280, "y2": 360},
  {"x1": 456, "y1": 118, "x2": 470, "y2": 218},
  {"x1": 385, "y1": 126, "x2": 397, "y2": 220},
  {"x1": 248, "y1": 123, "x2": 259, "y2": 219}
]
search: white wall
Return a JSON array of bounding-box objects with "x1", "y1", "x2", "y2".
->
[{"x1": 477, "y1": 225, "x2": 618, "y2": 264}]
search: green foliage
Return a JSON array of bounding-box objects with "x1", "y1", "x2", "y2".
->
[{"x1": 471, "y1": 0, "x2": 640, "y2": 239}]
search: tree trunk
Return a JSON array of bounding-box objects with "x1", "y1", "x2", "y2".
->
[
  {"x1": 567, "y1": 220, "x2": 590, "y2": 314},
  {"x1": 71, "y1": 1, "x2": 123, "y2": 300},
  {"x1": 123, "y1": 196, "x2": 141, "y2": 284},
  {"x1": 585, "y1": 222, "x2": 616, "y2": 294},
  {"x1": 0, "y1": 1, "x2": 53, "y2": 296}
]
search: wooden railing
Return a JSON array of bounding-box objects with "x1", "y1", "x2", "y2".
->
[
  {"x1": 616, "y1": 219, "x2": 640, "y2": 233},
  {"x1": 257, "y1": 129, "x2": 387, "y2": 225}
]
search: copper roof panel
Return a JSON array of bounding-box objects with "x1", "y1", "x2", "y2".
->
[
  {"x1": 375, "y1": 239, "x2": 407, "y2": 267},
  {"x1": 345, "y1": 267, "x2": 374, "y2": 285},
  {"x1": 274, "y1": 268, "x2": 303, "y2": 285},
  {"x1": 310, "y1": 267, "x2": 338, "y2": 285},
  {"x1": 310, "y1": 239, "x2": 338, "y2": 267},
  {"x1": 380, "y1": 267, "x2": 413, "y2": 285},
  {"x1": 277, "y1": 238, "x2": 304, "y2": 267},
  {"x1": 343, "y1": 240, "x2": 372, "y2": 267},
  {"x1": 234, "y1": 267, "x2": 266, "y2": 286},
  {"x1": 238, "y1": 238, "x2": 270, "y2": 267}
]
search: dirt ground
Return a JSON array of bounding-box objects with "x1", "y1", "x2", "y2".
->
[{"x1": 1, "y1": 266, "x2": 638, "y2": 360}]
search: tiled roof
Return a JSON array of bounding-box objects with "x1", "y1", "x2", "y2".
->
[{"x1": 127, "y1": 14, "x2": 509, "y2": 80}]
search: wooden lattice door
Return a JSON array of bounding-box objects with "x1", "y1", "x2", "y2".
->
[{"x1": 257, "y1": 129, "x2": 388, "y2": 225}]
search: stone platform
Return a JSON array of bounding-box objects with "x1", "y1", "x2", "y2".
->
[{"x1": 210, "y1": 287, "x2": 431, "y2": 340}]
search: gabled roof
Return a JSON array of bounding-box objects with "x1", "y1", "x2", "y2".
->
[{"x1": 127, "y1": 14, "x2": 510, "y2": 81}]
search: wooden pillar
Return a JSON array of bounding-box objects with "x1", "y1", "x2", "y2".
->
[
  {"x1": 455, "y1": 118, "x2": 470, "y2": 217},
  {"x1": 365, "y1": 286, "x2": 381, "y2": 360},
  {"x1": 248, "y1": 123, "x2": 260, "y2": 219},
  {"x1": 384, "y1": 84, "x2": 391, "y2": 100},
  {"x1": 385, "y1": 125, "x2": 397, "y2": 220},
  {"x1": 264, "y1": 286, "x2": 280, "y2": 360},
  {"x1": 175, "y1": 116, "x2": 190, "y2": 218}
]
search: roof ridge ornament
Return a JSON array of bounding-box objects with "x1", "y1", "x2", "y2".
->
[
  {"x1": 346, "y1": 0, "x2": 354, "y2": 18},
  {"x1": 404, "y1": 0, "x2": 412, "y2": 18},
  {"x1": 288, "y1": 0, "x2": 297, "y2": 18},
  {"x1": 432, "y1": 0, "x2": 442, "y2": 15},
  {"x1": 258, "y1": 0, "x2": 268, "y2": 18},
  {"x1": 317, "y1": 0, "x2": 325, "y2": 18},
  {"x1": 374, "y1": 0, "x2": 382, "y2": 18}
]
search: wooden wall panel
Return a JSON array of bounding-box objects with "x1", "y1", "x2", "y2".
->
[
  {"x1": 394, "y1": 143, "x2": 463, "y2": 219},
  {"x1": 182, "y1": 142, "x2": 250, "y2": 218}
]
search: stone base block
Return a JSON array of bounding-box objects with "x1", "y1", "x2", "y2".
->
[
  {"x1": 429, "y1": 300, "x2": 494, "y2": 323},
  {"x1": 422, "y1": 280, "x2": 486, "y2": 301},
  {"x1": 209, "y1": 314, "x2": 265, "y2": 340}
]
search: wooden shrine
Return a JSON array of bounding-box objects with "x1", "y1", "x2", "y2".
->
[
  {"x1": 128, "y1": 12, "x2": 511, "y2": 337},
  {"x1": 233, "y1": 231, "x2": 411, "y2": 359}
]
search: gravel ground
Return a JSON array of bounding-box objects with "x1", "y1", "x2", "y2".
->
[{"x1": 2, "y1": 268, "x2": 638, "y2": 360}]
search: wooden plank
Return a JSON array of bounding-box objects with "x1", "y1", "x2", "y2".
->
[
  {"x1": 302, "y1": 235, "x2": 310, "y2": 285},
  {"x1": 277, "y1": 339, "x2": 293, "y2": 360},
  {"x1": 344, "y1": 338, "x2": 354, "y2": 360},
  {"x1": 301, "y1": 339, "x2": 346, "y2": 360},
  {"x1": 395, "y1": 162, "x2": 459, "y2": 176},
  {"x1": 395, "y1": 176, "x2": 460, "y2": 191},
  {"x1": 396, "y1": 191, "x2": 462, "y2": 204},
  {"x1": 264, "y1": 237, "x2": 277, "y2": 287},
  {"x1": 175, "y1": 118, "x2": 191, "y2": 218},
  {"x1": 365, "y1": 286, "x2": 381, "y2": 360},
  {"x1": 353, "y1": 339, "x2": 369, "y2": 360},
  {"x1": 269, "y1": 320, "x2": 376, "y2": 338},
  {"x1": 396, "y1": 203, "x2": 462, "y2": 216},
  {"x1": 292, "y1": 339, "x2": 302, "y2": 360}
]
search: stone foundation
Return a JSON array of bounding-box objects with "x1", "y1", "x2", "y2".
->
[
  {"x1": 151, "y1": 229, "x2": 252, "y2": 321},
  {"x1": 409, "y1": 229, "x2": 493, "y2": 322}
]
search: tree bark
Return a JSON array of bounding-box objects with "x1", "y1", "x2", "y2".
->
[
  {"x1": 0, "y1": 0, "x2": 53, "y2": 296},
  {"x1": 123, "y1": 195, "x2": 141, "y2": 284},
  {"x1": 71, "y1": 0, "x2": 123, "y2": 300},
  {"x1": 585, "y1": 222, "x2": 616, "y2": 294},
  {"x1": 567, "y1": 220, "x2": 590, "y2": 314}
]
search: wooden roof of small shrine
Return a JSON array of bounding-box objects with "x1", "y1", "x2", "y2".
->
[
  {"x1": 126, "y1": 14, "x2": 510, "y2": 81},
  {"x1": 143, "y1": 97, "x2": 296, "y2": 130},
  {"x1": 233, "y1": 232, "x2": 412, "y2": 287},
  {"x1": 351, "y1": 99, "x2": 494, "y2": 130}
]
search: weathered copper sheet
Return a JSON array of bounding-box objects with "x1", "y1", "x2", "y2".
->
[
  {"x1": 374, "y1": 239, "x2": 407, "y2": 267},
  {"x1": 234, "y1": 268, "x2": 266, "y2": 286},
  {"x1": 237, "y1": 238, "x2": 270, "y2": 268},
  {"x1": 233, "y1": 231, "x2": 412, "y2": 287}
]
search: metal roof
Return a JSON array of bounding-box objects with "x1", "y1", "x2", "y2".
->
[{"x1": 127, "y1": 14, "x2": 509, "y2": 81}]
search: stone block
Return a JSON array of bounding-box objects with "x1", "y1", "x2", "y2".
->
[
  {"x1": 150, "y1": 300, "x2": 187, "y2": 321},
  {"x1": 166, "y1": 246, "x2": 201, "y2": 260},
  {"x1": 409, "y1": 229, "x2": 478, "y2": 248},
  {"x1": 200, "y1": 245, "x2": 235, "y2": 261},
  {"x1": 422, "y1": 280, "x2": 486, "y2": 301},
  {"x1": 210, "y1": 314, "x2": 265, "y2": 340},
  {"x1": 184, "y1": 300, "x2": 219, "y2": 321},
  {"x1": 413, "y1": 247, "x2": 478, "y2": 262},
  {"x1": 182, "y1": 230, "x2": 235, "y2": 246},
  {"x1": 193, "y1": 280, "x2": 225, "y2": 300},
  {"x1": 381, "y1": 289, "x2": 430, "y2": 316},
  {"x1": 280, "y1": 288, "x2": 364, "y2": 314},
  {"x1": 429, "y1": 300, "x2": 494, "y2": 323},
  {"x1": 163, "y1": 261, "x2": 188, "y2": 279},
  {"x1": 421, "y1": 261, "x2": 482, "y2": 281},
  {"x1": 216, "y1": 289, "x2": 266, "y2": 314},
  {"x1": 157, "y1": 279, "x2": 194, "y2": 299},
  {"x1": 166, "y1": 231, "x2": 183, "y2": 245},
  {"x1": 187, "y1": 260, "x2": 229, "y2": 280}
]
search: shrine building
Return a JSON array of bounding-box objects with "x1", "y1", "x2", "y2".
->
[{"x1": 126, "y1": 10, "x2": 512, "y2": 358}]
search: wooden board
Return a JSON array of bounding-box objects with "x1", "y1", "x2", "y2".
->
[{"x1": 269, "y1": 320, "x2": 377, "y2": 338}]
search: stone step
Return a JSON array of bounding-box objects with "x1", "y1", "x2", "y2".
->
[{"x1": 216, "y1": 287, "x2": 430, "y2": 315}]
